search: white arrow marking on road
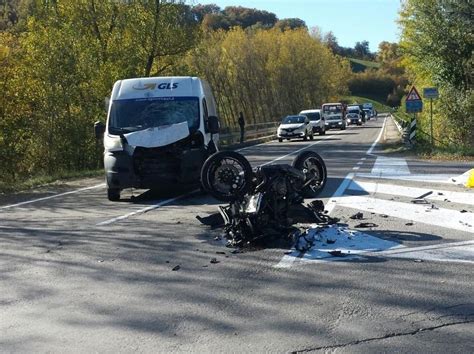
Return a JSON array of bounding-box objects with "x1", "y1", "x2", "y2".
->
[
  {"x1": 348, "y1": 180, "x2": 474, "y2": 206},
  {"x1": 371, "y1": 156, "x2": 410, "y2": 176},
  {"x1": 336, "y1": 196, "x2": 473, "y2": 233}
]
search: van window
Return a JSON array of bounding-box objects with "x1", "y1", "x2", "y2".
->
[
  {"x1": 202, "y1": 98, "x2": 209, "y2": 132},
  {"x1": 109, "y1": 97, "x2": 200, "y2": 134}
]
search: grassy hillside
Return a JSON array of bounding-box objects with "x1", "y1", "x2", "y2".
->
[
  {"x1": 348, "y1": 58, "x2": 381, "y2": 72},
  {"x1": 341, "y1": 96, "x2": 392, "y2": 113}
]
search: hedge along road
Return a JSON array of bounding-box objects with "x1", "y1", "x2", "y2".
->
[{"x1": 2, "y1": 115, "x2": 473, "y2": 353}]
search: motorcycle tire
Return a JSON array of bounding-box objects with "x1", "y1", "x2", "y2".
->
[
  {"x1": 201, "y1": 151, "x2": 253, "y2": 202},
  {"x1": 292, "y1": 151, "x2": 327, "y2": 197}
]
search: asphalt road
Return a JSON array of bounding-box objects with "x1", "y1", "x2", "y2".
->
[{"x1": 1, "y1": 115, "x2": 473, "y2": 353}]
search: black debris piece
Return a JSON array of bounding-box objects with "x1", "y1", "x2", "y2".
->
[
  {"x1": 460, "y1": 210, "x2": 468, "y2": 213},
  {"x1": 411, "y1": 198, "x2": 429, "y2": 204},
  {"x1": 430, "y1": 204, "x2": 439, "y2": 210},
  {"x1": 444, "y1": 199, "x2": 451, "y2": 202},
  {"x1": 196, "y1": 213, "x2": 225, "y2": 228},
  {"x1": 165, "y1": 261, "x2": 170, "y2": 263},
  {"x1": 355, "y1": 222, "x2": 378, "y2": 228},
  {"x1": 210, "y1": 258, "x2": 220, "y2": 264},
  {"x1": 438, "y1": 192, "x2": 444, "y2": 196},
  {"x1": 415, "y1": 191, "x2": 433, "y2": 199},
  {"x1": 380, "y1": 214, "x2": 389, "y2": 218},
  {"x1": 328, "y1": 250, "x2": 347, "y2": 257},
  {"x1": 216, "y1": 251, "x2": 226, "y2": 255},
  {"x1": 326, "y1": 239, "x2": 336, "y2": 244},
  {"x1": 350, "y1": 212, "x2": 364, "y2": 220},
  {"x1": 172, "y1": 265, "x2": 181, "y2": 271},
  {"x1": 406, "y1": 222, "x2": 414, "y2": 226}
]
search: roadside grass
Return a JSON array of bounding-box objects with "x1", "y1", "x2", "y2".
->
[
  {"x1": 0, "y1": 169, "x2": 103, "y2": 194},
  {"x1": 348, "y1": 58, "x2": 381, "y2": 72}
]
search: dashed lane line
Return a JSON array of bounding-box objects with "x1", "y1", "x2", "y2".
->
[{"x1": 0, "y1": 183, "x2": 106, "y2": 210}]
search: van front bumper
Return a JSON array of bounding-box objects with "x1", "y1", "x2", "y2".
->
[{"x1": 104, "y1": 147, "x2": 207, "y2": 190}]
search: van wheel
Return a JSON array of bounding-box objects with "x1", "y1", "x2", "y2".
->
[
  {"x1": 319, "y1": 129, "x2": 326, "y2": 136},
  {"x1": 278, "y1": 138, "x2": 283, "y2": 142},
  {"x1": 107, "y1": 188, "x2": 120, "y2": 201},
  {"x1": 309, "y1": 133, "x2": 314, "y2": 140}
]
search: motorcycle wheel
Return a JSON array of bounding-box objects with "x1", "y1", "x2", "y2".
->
[
  {"x1": 292, "y1": 151, "x2": 327, "y2": 197},
  {"x1": 201, "y1": 151, "x2": 253, "y2": 202}
]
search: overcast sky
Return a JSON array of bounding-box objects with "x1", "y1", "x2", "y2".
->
[{"x1": 200, "y1": 0, "x2": 402, "y2": 52}]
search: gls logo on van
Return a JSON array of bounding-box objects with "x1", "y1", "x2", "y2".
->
[{"x1": 132, "y1": 82, "x2": 179, "y2": 90}]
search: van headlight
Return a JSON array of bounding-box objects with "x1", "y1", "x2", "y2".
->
[{"x1": 104, "y1": 134, "x2": 123, "y2": 152}]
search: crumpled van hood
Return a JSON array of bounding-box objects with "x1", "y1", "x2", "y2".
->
[{"x1": 123, "y1": 121, "x2": 190, "y2": 148}]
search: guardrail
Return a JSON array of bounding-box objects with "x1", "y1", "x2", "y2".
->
[{"x1": 219, "y1": 121, "x2": 280, "y2": 146}]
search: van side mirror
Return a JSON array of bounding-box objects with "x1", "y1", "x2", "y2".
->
[
  {"x1": 208, "y1": 115, "x2": 219, "y2": 134},
  {"x1": 94, "y1": 121, "x2": 105, "y2": 139}
]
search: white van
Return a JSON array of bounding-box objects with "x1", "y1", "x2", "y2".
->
[
  {"x1": 95, "y1": 76, "x2": 220, "y2": 201},
  {"x1": 299, "y1": 109, "x2": 326, "y2": 135}
]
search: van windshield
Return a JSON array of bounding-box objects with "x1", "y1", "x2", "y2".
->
[
  {"x1": 109, "y1": 97, "x2": 199, "y2": 134},
  {"x1": 322, "y1": 105, "x2": 342, "y2": 113},
  {"x1": 303, "y1": 112, "x2": 320, "y2": 121}
]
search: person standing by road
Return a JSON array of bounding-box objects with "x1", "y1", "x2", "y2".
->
[{"x1": 238, "y1": 111, "x2": 245, "y2": 143}]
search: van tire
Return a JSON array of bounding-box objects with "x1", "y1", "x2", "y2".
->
[
  {"x1": 278, "y1": 138, "x2": 283, "y2": 142},
  {"x1": 319, "y1": 129, "x2": 325, "y2": 136},
  {"x1": 107, "y1": 188, "x2": 120, "y2": 201}
]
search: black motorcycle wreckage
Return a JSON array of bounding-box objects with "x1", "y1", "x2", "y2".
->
[{"x1": 200, "y1": 150, "x2": 335, "y2": 247}]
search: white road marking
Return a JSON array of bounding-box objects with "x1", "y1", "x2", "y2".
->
[
  {"x1": 376, "y1": 240, "x2": 474, "y2": 264},
  {"x1": 296, "y1": 225, "x2": 404, "y2": 264},
  {"x1": 371, "y1": 156, "x2": 410, "y2": 176},
  {"x1": 356, "y1": 173, "x2": 455, "y2": 183},
  {"x1": 361, "y1": 157, "x2": 367, "y2": 161},
  {"x1": 352, "y1": 166, "x2": 360, "y2": 170},
  {"x1": 366, "y1": 117, "x2": 386, "y2": 155},
  {"x1": 357, "y1": 161, "x2": 364, "y2": 165},
  {"x1": 336, "y1": 195, "x2": 473, "y2": 233},
  {"x1": 348, "y1": 180, "x2": 474, "y2": 206},
  {"x1": 96, "y1": 191, "x2": 197, "y2": 226},
  {"x1": 260, "y1": 134, "x2": 334, "y2": 166},
  {"x1": 0, "y1": 183, "x2": 106, "y2": 210}
]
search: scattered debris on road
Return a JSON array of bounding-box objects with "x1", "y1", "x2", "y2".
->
[
  {"x1": 406, "y1": 222, "x2": 414, "y2": 226},
  {"x1": 198, "y1": 150, "x2": 330, "y2": 248},
  {"x1": 172, "y1": 265, "x2": 181, "y2": 271},
  {"x1": 355, "y1": 222, "x2": 378, "y2": 228},
  {"x1": 328, "y1": 250, "x2": 347, "y2": 257},
  {"x1": 210, "y1": 258, "x2": 219, "y2": 264},
  {"x1": 350, "y1": 212, "x2": 364, "y2": 220}
]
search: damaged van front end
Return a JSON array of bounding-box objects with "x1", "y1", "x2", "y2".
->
[{"x1": 101, "y1": 77, "x2": 219, "y2": 201}]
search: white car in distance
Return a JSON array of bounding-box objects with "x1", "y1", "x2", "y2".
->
[
  {"x1": 277, "y1": 115, "x2": 313, "y2": 142},
  {"x1": 299, "y1": 109, "x2": 326, "y2": 135}
]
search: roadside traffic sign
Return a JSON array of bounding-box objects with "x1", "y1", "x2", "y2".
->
[
  {"x1": 423, "y1": 87, "x2": 439, "y2": 99},
  {"x1": 406, "y1": 100, "x2": 423, "y2": 113},
  {"x1": 406, "y1": 86, "x2": 422, "y2": 101},
  {"x1": 406, "y1": 86, "x2": 423, "y2": 113}
]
